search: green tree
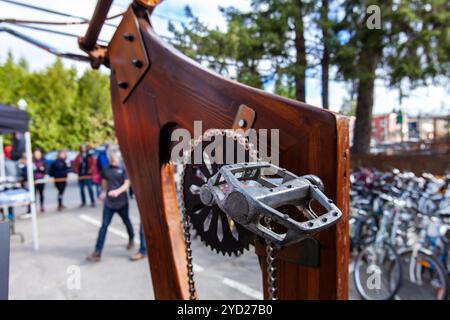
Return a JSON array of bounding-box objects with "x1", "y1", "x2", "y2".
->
[
  {"x1": 25, "y1": 59, "x2": 79, "y2": 150},
  {"x1": 334, "y1": 0, "x2": 449, "y2": 154},
  {"x1": 318, "y1": 0, "x2": 331, "y2": 109},
  {"x1": 339, "y1": 97, "x2": 357, "y2": 117},
  {"x1": 74, "y1": 69, "x2": 113, "y2": 147},
  {"x1": 0, "y1": 51, "x2": 29, "y2": 105},
  {"x1": 169, "y1": 1, "x2": 337, "y2": 104},
  {"x1": 169, "y1": 6, "x2": 266, "y2": 89},
  {"x1": 250, "y1": 0, "x2": 312, "y2": 101},
  {"x1": 0, "y1": 55, "x2": 114, "y2": 151}
]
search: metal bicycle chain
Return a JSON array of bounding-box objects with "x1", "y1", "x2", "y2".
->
[
  {"x1": 264, "y1": 217, "x2": 278, "y2": 300},
  {"x1": 178, "y1": 128, "x2": 278, "y2": 300}
]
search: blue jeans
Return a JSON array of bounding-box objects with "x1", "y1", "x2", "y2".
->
[
  {"x1": 94, "y1": 183, "x2": 102, "y2": 197},
  {"x1": 79, "y1": 178, "x2": 95, "y2": 205},
  {"x1": 139, "y1": 224, "x2": 146, "y2": 255},
  {"x1": 95, "y1": 204, "x2": 134, "y2": 253}
]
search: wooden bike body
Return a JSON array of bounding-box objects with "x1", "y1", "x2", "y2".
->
[{"x1": 106, "y1": 6, "x2": 349, "y2": 300}]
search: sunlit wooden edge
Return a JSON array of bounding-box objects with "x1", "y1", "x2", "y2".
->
[{"x1": 160, "y1": 161, "x2": 197, "y2": 299}]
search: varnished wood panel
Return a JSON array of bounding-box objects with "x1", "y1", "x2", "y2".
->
[{"x1": 109, "y1": 10, "x2": 349, "y2": 300}]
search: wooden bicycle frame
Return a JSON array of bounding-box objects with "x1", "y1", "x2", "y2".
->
[{"x1": 80, "y1": 1, "x2": 350, "y2": 300}]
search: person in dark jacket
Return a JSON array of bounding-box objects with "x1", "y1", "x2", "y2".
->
[
  {"x1": 73, "y1": 144, "x2": 96, "y2": 208},
  {"x1": 33, "y1": 148, "x2": 46, "y2": 212},
  {"x1": 49, "y1": 150, "x2": 71, "y2": 211},
  {"x1": 86, "y1": 148, "x2": 135, "y2": 262}
]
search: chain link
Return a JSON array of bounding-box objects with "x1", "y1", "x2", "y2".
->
[
  {"x1": 264, "y1": 216, "x2": 278, "y2": 300},
  {"x1": 178, "y1": 128, "x2": 278, "y2": 300},
  {"x1": 182, "y1": 211, "x2": 196, "y2": 300}
]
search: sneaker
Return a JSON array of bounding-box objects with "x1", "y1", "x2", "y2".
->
[
  {"x1": 86, "y1": 251, "x2": 101, "y2": 262},
  {"x1": 126, "y1": 240, "x2": 135, "y2": 250},
  {"x1": 40, "y1": 207, "x2": 45, "y2": 213},
  {"x1": 90, "y1": 203, "x2": 96, "y2": 208},
  {"x1": 80, "y1": 204, "x2": 86, "y2": 208},
  {"x1": 130, "y1": 252, "x2": 146, "y2": 261}
]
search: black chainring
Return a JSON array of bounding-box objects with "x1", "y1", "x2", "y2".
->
[{"x1": 182, "y1": 134, "x2": 253, "y2": 256}]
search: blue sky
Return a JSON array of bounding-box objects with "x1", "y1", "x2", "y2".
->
[{"x1": 0, "y1": 0, "x2": 448, "y2": 116}]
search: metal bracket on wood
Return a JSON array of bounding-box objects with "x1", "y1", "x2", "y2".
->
[
  {"x1": 108, "y1": 7, "x2": 151, "y2": 103},
  {"x1": 78, "y1": 42, "x2": 108, "y2": 69},
  {"x1": 231, "y1": 104, "x2": 322, "y2": 267},
  {"x1": 232, "y1": 104, "x2": 256, "y2": 132}
]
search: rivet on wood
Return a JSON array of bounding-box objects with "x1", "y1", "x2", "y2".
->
[
  {"x1": 123, "y1": 33, "x2": 134, "y2": 41},
  {"x1": 132, "y1": 59, "x2": 143, "y2": 68},
  {"x1": 118, "y1": 81, "x2": 129, "y2": 89},
  {"x1": 238, "y1": 119, "x2": 247, "y2": 128}
]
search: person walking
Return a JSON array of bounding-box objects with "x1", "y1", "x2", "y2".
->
[
  {"x1": 33, "y1": 148, "x2": 46, "y2": 212},
  {"x1": 86, "y1": 148, "x2": 135, "y2": 262},
  {"x1": 130, "y1": 224, "x2": 146, "y2": 261},
  {"x1": 49, "y1": 150, "x2": 71, "y2": 211},
  {"x1": 73, "y1": 144, "x2": 96, "y2": 208}
]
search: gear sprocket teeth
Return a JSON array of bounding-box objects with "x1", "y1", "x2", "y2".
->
[
  {"x1": 192, "y1": 222, "x2": 248, "y2": 256},
  {"x1": 181, "y1": 130, "x2": 255, "y2": 256}
]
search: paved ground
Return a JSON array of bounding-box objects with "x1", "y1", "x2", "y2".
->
[
  {"x1": 7, "y1": 181, "x2": 263, "y2": 300},
  {"x1": 5, "y1": 179, "x2": 368, "y2": 300}
]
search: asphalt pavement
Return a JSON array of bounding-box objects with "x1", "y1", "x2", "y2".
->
[
  {"x1": 7, "y1": 180, "x2": 264, "y2": 300},
  {"x1": 5, "y1": 178, "x2": 367, "y2": 300}
]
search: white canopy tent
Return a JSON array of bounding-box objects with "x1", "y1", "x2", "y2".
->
[{"x1": 0, "y1": 102, "x2": 39, "y2": 250}]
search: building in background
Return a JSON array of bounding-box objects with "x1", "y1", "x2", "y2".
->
[
  {"x1": 371, "y1": 112, "x2": 409, "y2": 145},
  {"x1": 407, "y1": 115, "x2": 450, "y2": 141},
  {"x1": 348, "y1": 111, "x2": 449, "y2": 154}
]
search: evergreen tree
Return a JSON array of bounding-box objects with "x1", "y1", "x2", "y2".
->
[
  {"x1": 0, "y1": 55, "x2": 114, "y2": 151},
  {"x1": 334, "y1": 0, "x2": 449, "y2": 154}
]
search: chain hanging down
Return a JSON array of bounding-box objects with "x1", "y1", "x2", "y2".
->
[
  {"x1": 178, "y1": 129, "x2": 279, "y2": 300},
  {"x1": 264, "y1": 217, "x2": 278, "y2": 300},
  {"x1": 182, "y1": 212, "x2": 196, "y2": 300}
]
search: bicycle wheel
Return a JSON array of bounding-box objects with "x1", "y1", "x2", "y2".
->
[
  {"x1": 354, "y1": 242, "x2": 402, "y2": 300},
  {"x1": 397, "y1": 250, "x2": 449, "y2": 300},
  {"x1": 350, "y1": 214, "x2": 378, "y2": 252}
]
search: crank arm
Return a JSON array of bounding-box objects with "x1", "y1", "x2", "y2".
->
[{"x1": 199, "y1": 162, "x2": 342, "y2": 248}]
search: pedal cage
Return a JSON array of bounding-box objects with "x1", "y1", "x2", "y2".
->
[{"x1": 199, "y1": 162, "x2": 342, "y2": 249}]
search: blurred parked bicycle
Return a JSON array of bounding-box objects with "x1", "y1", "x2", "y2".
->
[{"x1": 350, "y1": 168, "x2": 450, "y2": 300}]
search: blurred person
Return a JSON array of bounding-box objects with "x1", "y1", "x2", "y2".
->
[
  {"x1": 10, "y1": 133, "x2": 25, "y2": 161},
  {"x1": 95, "y1": 142, "x2": 110, "y2": 197},
  {"x1": 97, "y1": 142, "x2": 110, "y2": 171},
  {"x1": 17, "y1": 154, "x2": 27, "y2": 186},
  {"x1": 49, "y1": 150, "x2": 71, "y2": 211},
  {"x1": 17, "y1": 154, "x2": 31, "y2": 214},
  {"x1": 92, "y1": 161, "x2": 102, "y2": 198},
  {"x1": 73, "y1": 144, "x2": 96, "y2": 208},
  {"x1": 129, "y1": 185, "x2": 134, "y2": 199},
  {"x1": 33, "y1": 148, "x2": 46, "y2": 212},
  {"x1": 86, "y1": 148, "x2": 135, "y2": 262},
  {"x1": 130, "y1": 224, "x2": 146, "y2": 261},
  {"x1": 3, "y1": 144, "x2": 11, "y2": 160}
]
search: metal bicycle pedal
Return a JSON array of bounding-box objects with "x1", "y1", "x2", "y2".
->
[{"x1": 199, "y1": 162, "x2": 342, "y2": 248}]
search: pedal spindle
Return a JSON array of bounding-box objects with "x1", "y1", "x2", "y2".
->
[{"x1": 199, "y1": 162, "x2": 342, "y2": 248}]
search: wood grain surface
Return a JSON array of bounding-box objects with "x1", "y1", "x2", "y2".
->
[{"x1": 109, "y1": 9, "x2": 349, "y2": 300}]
